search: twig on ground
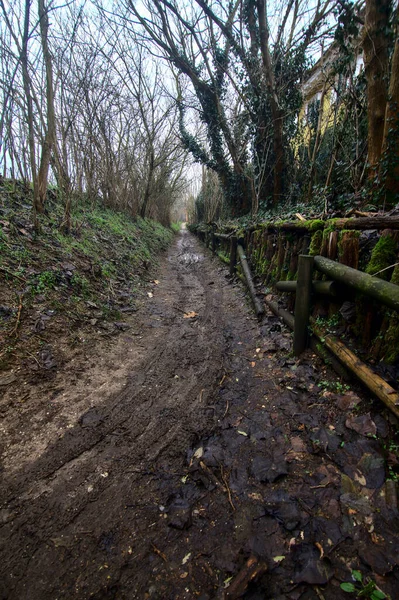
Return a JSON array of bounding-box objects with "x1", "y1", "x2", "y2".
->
[
  {"x1": 223, "y1": 399, "x2": 229, "y2": 418},
  {"x1": 199, "y1": 460, "x2": 226, "y2": 491},
  {"x1": 220, "y1": 466, "x2": 235, "y2": 511},
  {"x1": 24, "y1": 350, "x2": 42, "y2": 368},
  {"x1": 314, "y1": 586, "x2": 326, "y2": 600},
  {"x1": 0, "y1": 266, "x2": 26, "y2": 283},
  {"x1": 151, "y1": 544, "x2": 167, "y2": 562},
  {"x1": 8, "y1": 294, "x2": 24, "y2": 338},
  {"x1": 223, "y1": 555, "x2": 267, "y2": 599}
]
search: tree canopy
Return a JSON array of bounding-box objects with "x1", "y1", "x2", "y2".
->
[{"x1": 1, "y1": 0, "x2": 398, "y2": 226}]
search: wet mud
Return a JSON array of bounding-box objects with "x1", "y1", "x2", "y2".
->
[{"x1": 0, "y1": 230, "x2": 398, "y2": 599}]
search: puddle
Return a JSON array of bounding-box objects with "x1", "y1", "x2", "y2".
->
[
  {"x1": 176, "y1": 231, "x2": 204, "y2": 265},
  {"x1": 178, "y1": 252, "x2": 203, "y2": 265}
]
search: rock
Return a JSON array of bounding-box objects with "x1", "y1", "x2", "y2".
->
[
  {"x1": 167, "y1": 497, "x2": 192, "y2": 530},
  {"x1": 0, "y1": 509, "x2": 15, "y2": 524},
  {"x1": 0, "y1": 373, "x2": 17, "y2": 386},
  {"x1": 202, "y1": 443, "x2": 224, "y2": 468},
  {"x1": 340, "y1": 301, "x2": 356, "y2": 322},
  {"x1": 114, "y1": 322, "x2": 130, "y2": 331},
  {"x1": 39, "y1": 347, "x2": 57, "y2": 369},
  {"x1": 0, "y1": 305, "x2": 13, "y2": 317},
  {"x1": 86, "y1": 301, "x2": 98, "y2": 309},
  {"x1": 79, "y1": 408, "x2": 103, "y2": 428}
]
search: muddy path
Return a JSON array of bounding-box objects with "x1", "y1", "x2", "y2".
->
[{"x1": 1, "y1": 230, "x2": 398, "y2": 600}]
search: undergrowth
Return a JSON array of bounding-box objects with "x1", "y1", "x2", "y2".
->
[{"x1": 0, "y1": 181, "x2": 175, "y2": 370}]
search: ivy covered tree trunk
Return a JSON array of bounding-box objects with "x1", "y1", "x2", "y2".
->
[
  {"x1": 363, "y1": 0, "x2": 390, "y2": 182},
  {"x1": 380, "y1": 4, "x2": 399, "y2": 201},
  {"x1": 257, "y1": 0, "x2": 284, "y2": 207}
]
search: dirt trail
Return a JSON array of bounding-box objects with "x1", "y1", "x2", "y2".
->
[{"x1": 1, "y1": 230, "x2": 398, "y2": 600}]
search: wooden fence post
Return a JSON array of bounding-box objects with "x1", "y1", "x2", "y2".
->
[
  {"x1": 211, "y1": 232, "x2": 216, "y2": 254},
  {"x1": 229, "y1": 237, "x2": 237, "y2": 275},
  {"x1": 293, "y1": 255, "x2": 314, "y2": 355}
]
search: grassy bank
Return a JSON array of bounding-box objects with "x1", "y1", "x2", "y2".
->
[{"x1": 0, "y1": 181, "x2": 175, "y2": 371}]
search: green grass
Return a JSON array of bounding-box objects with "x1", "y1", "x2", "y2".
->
[{"x1": 0, "y1": 180, "x2": 175, "y2": 335}]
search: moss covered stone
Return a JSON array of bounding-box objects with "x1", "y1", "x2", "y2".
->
[
  {"x1": 309, "y1": 219, "x2": 325, "y2": 231},
  {"x1": 391, "y1": 264, "x2": 399, "y2": 286},
  {"x1": 383, "y1": 313, "x2": 399, "y2": 364},
  {"x1": 366, "y1": 233, "x2": 398, "y2": 280},
  {"x1": 309, "y1": 230, "x2": 323, "y2": 256}
]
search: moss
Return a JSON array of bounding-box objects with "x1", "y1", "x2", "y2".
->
[
  {"x1": 390, "y1": 264, "x2": 399, "y2": 286},
  {"x1": 309, "y1": 219, "x2": 325, "y2": 231},
  {"x1": 217, "y1": 251, "x2": 230, "y2": 265},
  {"x1": 324, "y1": 218, "x2": 339, "y2": 234},
  {"x1": 383, "y1": 313, "x2": 399, "y2": 364},
  {"x1": 366, "y1": 234, "x2": 398, "y2": 280},
  {"x1": 309, "y1": 230, "x2": 323, "y2": 256}
]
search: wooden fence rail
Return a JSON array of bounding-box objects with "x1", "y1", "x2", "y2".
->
[{"x1": 195, "y1": 228, "x2": 399, "y2": 417}]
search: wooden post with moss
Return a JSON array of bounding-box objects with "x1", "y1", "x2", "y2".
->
[
  {"x1": 237, "y1": 244, "x2": 264, "y2": 318},
  {"x1": 276, "y1": 280, "x2": 337, "y2": 296},
  {"x1": 314, "y1": 255, "x2": 399, "y2": 312},
  {"x1": 293, "y1": 255, "x2": 314, "y2": 355},
  {"x1": 229, "y1": 237, "x2": 238, "y2": 276},
  {"x1": 211, "y1": 232, "x2": 216, "y2": 254}
]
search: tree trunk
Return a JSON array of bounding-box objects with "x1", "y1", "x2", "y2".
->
[
  {"x1": 21, "y1": 0, "x2": 40, "y2": 229},
  {"x1": 256, "y1": 0, "x2": 284, "y2": 207},
  {"x1": 37, "y1": 0, "x2": 56, "y2": 211},
  {"x1": 140, "y1": 149, "x2": 155, "y2": 218},
  {"x1": 380, "y1": 5, "x2": 399, "y2": 201},
  {"x1": 363, "y1": 0, "x2": 390, "y2": 181}
]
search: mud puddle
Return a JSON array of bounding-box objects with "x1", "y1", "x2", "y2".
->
[{"x1": 0, "y1": 230, "x2": 398, "y2": 600}]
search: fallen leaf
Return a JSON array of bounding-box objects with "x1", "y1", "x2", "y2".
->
[
  {"x1": 250, "y1": 361, "x2": 256, "y2": 367},
  {"x1": 247, "y1": 492, "x2": 263, "y2": 501},
  {"x1": 147, "y1": 292, "x2": 153, "y2": 298},
  {"x1": 183, "y1": 311, "x2": 198, "y2": 319},
  {"x1": 345, "y1": 413, "x2": 377, "y2": 437},
  {"x1": 371, "y1": 532, "x2": 384, "y2": 544},
  {"x1": 315, "y1": 542, "x2": 324, "y2": 559},
  {"x1": 153, "y1": 280, "x2": 159, "y2": 284},
  {"x1": 193, "y1": 447, "x2": 204, "y2": 459},
  {"x1": 223, "y1": 576, "x2": 233, "y2": 588},
  {"x1": 273, "y1": 555, "x2": 285, "y2": 563}
]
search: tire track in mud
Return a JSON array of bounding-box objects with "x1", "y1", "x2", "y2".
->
[
  {"x1": 0, "y1": 230, "x2": 248, "y2": 599},
  {"x1": 5, "y1": 231, "x2": 396, "y2": 600}
]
